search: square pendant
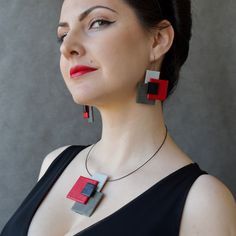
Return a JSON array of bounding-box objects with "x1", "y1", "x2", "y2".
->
[
  {"x1": 67, "y1": 176, "x2": 99, "y2": 204},
  {"x1": 72, "y1": 191, "x2": 104, "y2": 217},
  {"x1": 68, "y1": 173, "x2": 109, "y2": 217}
]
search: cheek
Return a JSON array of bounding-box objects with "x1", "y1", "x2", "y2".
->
[
  {"x1": 60, "y1": 55, "x2": 68, "y2": 79},
  {"x1": 96, "y1": 29, "x2": 149, "y2": 87}
]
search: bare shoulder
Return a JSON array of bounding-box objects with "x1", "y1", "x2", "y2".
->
[
  {"x1": 179, "y1": 174, "x2": 236, "y2": 236},
  {"x1": 37, "y1": 145, "x2": 72, "y2": 181}
]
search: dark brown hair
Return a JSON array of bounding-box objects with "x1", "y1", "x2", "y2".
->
[{"x1": 123, "y1": 0, "x2": 192, "y2": 100}]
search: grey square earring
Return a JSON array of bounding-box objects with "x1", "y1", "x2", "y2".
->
[{"x1": 136, "y1": 70, "x2": 160, "y2": 105}]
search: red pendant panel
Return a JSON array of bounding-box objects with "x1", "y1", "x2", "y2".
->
[{"x1": 67, "y1": 176, "x2": 98, "y2": 204}]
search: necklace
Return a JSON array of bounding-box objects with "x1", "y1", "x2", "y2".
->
[{"x1": 66, "y1": 124, "x2": 168, "y2": 217}]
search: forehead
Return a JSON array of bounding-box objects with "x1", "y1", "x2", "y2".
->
[{"x1": 60, "y1": 0, "x2": 122, "y2": 17}]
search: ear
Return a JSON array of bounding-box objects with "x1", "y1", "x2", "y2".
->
[{"x1": 149, "y1": 20, "x2": 175, "y2": 63}]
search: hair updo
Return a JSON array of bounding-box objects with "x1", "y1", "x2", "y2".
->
[{"x1": 123, "y1": 0, "x2": 192, "y2": 99}]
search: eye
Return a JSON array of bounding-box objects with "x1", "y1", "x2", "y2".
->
[
  {"x1": 89, "y1": 19, "x2": 115, "y2": 30},
  {"x1": 56, "y1": 19, "x2": 115, "y2": 44},
  {"x1": 57, "y1": 33, "x2": 67, "y2": 44}
]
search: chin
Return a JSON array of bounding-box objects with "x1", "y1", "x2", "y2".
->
[
  {"x1": 71, "y1": 93, "x2": 96, "y2": 106},
  {"x1": 71, "y1": 95, "x2": 87, "y2": 105}
]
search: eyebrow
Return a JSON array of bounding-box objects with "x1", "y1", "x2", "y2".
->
[{"x1": 57, "y1": 5, "x2": 118, "y2": 28}]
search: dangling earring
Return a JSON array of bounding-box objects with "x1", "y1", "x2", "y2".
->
[
  {"x1": 82, "y1": 60, "x2": 95, "y2": 123},
  {"x1": 136, "y1": 58, "x2": 169, "y2": 105},
  {"x1": 83, "y1": 105, "x2": 94, "y2": 123}
]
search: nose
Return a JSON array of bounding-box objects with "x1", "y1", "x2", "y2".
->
[{"x1": 60, "y1": 31, "x2": 85, "y2": 60}]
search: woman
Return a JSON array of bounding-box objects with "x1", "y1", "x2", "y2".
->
[{"x1": 1, "y1": 0, "x2": 236, "y2": 235}]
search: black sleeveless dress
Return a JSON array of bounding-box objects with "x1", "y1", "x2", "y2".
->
[{"x1": 1, "y1": 145, "x2": 208, "y2": 236}]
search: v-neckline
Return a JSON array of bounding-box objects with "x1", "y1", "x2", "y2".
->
[{"x1": 73, "y1": 154, "x2": 197, "y2": 236}]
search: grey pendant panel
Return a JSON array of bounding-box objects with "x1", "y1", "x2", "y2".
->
[
  {"x1": 91, "y1": 172, "x2": 109, "y2": 192},
  {"x1": 72, "y1": 191, "x2": 104, "y2": 217}
]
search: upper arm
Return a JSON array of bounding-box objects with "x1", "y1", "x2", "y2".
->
[
  {"x1": 179, "y1": 174, "x2": 236, "y2": 236},
  {"x1": 38, "y1": 145, "x2": 71, "y2": 181}
]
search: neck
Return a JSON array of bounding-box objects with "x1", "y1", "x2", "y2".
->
[{"x1": 89, "y1": 99, "x2": 169, "y2": 177}]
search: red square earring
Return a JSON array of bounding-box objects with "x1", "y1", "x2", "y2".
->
[
  {"x1": 147, "y1": 78, "x2": 169, "y2": 101},
  {"x1": 136, "y1": 70, "x2": 169, "y2": 104},
  {"x1": 83, "y1": 105, "x2": 94, "y2": 123}
]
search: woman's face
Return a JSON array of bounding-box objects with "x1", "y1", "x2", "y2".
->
[{"x1": 58, "y1": 0, "x2": 154, "y2": 107}]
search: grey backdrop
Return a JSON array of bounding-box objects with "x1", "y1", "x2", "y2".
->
[{"x1": 0, "y1": 0, "x2": 235, "y2": 230}]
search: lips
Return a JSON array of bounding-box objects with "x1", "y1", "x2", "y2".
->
[{"x1": 70, "y1": 65, "x2": 98, "y2": 78}]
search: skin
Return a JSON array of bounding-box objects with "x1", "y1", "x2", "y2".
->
[
  {"x1": 58, "y1": 0, "x2": 175, "y2": 175},
  {"x1": 53, "y1": 0, "x2": 236, "y2": 235}
]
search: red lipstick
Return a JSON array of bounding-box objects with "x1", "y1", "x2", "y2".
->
[{"x1": 70, "y1": 65, "x2": 98, "y2": 79}]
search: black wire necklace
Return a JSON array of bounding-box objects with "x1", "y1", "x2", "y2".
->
[{"x1": 66, "y1": 124, "x2": 168, "y2": 217}]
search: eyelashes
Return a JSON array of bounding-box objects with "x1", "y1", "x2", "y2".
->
[
  {"x1": 57, "y1": 19, "x2": 115, "y2": 44},
  {"x1": 89, "y1": 19, "x2": 115, "y2": 30},
  {"x1": 57, "y1": 34, "x2": 67, "y2": 44}
]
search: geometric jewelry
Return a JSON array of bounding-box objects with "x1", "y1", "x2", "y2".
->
[
  {"x1": 83, "y1": 70, "x2": 168, "y2": 121},
  {"x1": 136, "y1": 70, "x2": 169, "y2": 105},
  {"x1": 83, "y1": 105, "x2": 94, "y2": 123},
  {"x1": 67, "y1": 172, "x2": 109, "y2": 217},
  {"x1": 66, "y1": 124, "x2": 168, "y2": 217}
]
